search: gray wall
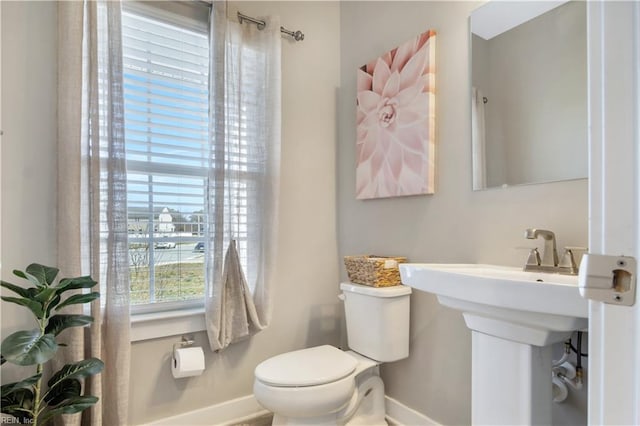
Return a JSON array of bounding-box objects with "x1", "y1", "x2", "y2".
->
[{"x1": 338, "y1": 2, "x2": 588, "y2": 425}]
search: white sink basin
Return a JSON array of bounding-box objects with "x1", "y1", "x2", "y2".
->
[{"x1": 400, "y1": 263, "x2": 588, "y2": 346}]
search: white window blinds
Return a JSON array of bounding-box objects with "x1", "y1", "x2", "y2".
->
[{"x1": 122, "y1": 5, "x2": 210, "y2": 309}]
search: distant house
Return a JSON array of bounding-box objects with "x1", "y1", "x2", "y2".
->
[
  {"x1": 158, "y1": 208, "x2": 175, "y2": 233},
  {"x1": 127, "y1": 207, "x2": 175, "y2": 235}
]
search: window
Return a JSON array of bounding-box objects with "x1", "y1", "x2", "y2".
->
[{"x1": 122, "y1": 4, "x2": 210, "y2": 311}]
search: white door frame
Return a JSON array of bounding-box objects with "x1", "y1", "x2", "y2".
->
[{"x1": 587, "y1": 1, "x2": 640, "y2": 424}]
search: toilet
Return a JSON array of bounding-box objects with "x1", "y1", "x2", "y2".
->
[{"x1": 253, "y1": 282, "x2": 412, "y2": 425}]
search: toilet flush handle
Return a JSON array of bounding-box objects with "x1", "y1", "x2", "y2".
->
[{"x1": 338, "y1": 293, "x2": 345, "y2": 301}]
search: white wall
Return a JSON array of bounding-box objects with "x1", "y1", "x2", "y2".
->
[
  {"x1": 0, "y1": 1, "x2": 58, "y2": 383},
  {"x1": 338, "y1": 2, "x2": 588, "y2": 424}
]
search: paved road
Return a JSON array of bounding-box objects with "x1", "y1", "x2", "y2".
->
[{"x1": 129, "y1": 243, "x2": 204, "y2": 266}]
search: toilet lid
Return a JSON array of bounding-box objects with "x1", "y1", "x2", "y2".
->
[{"x1": 255, "y1": 345, "x2": 357, "y2": 387}]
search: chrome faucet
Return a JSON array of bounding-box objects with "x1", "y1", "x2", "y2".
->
[
  {"x1": 524, "y1": 228, "x2": 558, "y2": 267},
  {"x1": 523, "y1": 228, "x2": 579, "y2": 275}
]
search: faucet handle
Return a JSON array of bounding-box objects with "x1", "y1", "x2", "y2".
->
[
  {"x1": 564, "y1": 246, "x2": 588, "y2": 253},
  {"x1": 559, "y1": 248, "x2": 578, "y2": 274},
  {"x1": 525, "y1": 248, "x2": 541, "y2": 267},
  {"x1": 559, "y1": 248, "x2": 576, "y2": 268}
]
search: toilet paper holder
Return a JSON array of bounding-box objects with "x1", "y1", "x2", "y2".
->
[
  {"x1": 173, "y1": 336, "x2": 195, "y2": 362},
  {"x1": 171, "y1": 336, "x2": 205, "y2": 379}
]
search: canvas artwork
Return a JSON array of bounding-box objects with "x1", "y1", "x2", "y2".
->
[{"x1": 356, "y1": 30, "x2": 436, "y2": 199}]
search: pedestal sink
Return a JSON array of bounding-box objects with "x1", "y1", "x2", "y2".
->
[{"x1": 400, "y1": 264, "x2": 588, "y2": 425}]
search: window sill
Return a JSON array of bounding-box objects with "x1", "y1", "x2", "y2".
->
[{"x1": 130, "y1": 307, "x2": 206, "y2": 342}]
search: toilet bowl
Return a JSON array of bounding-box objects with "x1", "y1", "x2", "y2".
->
[
  {"x1": 254, "y1": 346, "x2": 385, "y2": 425},
  {"x1": 253, "y1": 283, "x2": 411, "y2": 425}
]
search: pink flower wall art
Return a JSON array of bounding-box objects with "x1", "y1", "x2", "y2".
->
[{"x1": 356, "y1": 30, "x2": 436, "y2": 199}]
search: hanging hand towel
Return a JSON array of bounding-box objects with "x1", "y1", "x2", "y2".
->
[{"x1": 206, "y1": 240, "x2": 264, "y2": 351}]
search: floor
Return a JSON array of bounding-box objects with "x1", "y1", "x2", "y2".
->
[
  {"x1": 230, "y1": 413, "x2": 399, "y2": 426},
  {"x1": 230, "y1": 413, "x2": 274, "y2": 426}
]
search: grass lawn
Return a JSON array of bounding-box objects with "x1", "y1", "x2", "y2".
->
[{"x1": 130, "y1": 262, "x2": 205, "y2": 304}]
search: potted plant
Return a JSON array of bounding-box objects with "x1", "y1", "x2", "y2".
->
[{"x1": 1, "y1": 263, "x2": 104, "y2": 425}]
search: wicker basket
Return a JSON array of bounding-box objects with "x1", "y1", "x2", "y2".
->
[{"x1": 344, "y1": 255, "x2": 407, "y2": 287}]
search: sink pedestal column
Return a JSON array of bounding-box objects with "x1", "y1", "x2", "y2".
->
[{"x1": 472, "y1": 331, "x2": 552, "y2": 425}]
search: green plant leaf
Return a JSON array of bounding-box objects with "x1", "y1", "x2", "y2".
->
[
  {"x1": 43, "y1": 378, "x2": 81, "y2": 406},
  {"x1": 47, "y1": 358, "x2": 104, "y2": 389},
  {"x1": 34, "y1": 286, "x2": 58, "y2": 304},
  {"x1": 55, "y1": 276, "x2": 98, "y2": 294},
  {"x1": 45, "y1": 315, "x2": 94, "y2": 336},
  {"x1": 40, "y1": 395, "x2": 98, "y2": 422},
  {"x1": 0, "y1": 280, "x2": 32, "y2": 298},
  {"x1": 12, "y1": 270, "x2": 27, "y2": 279},
  {"x1": 55, "y1": 292, "x2": 100, "y2": 311},
  {"x1": 26, "y1": 263, "x2": 59, "y2": 286},
  {"x1": 1, "y1": 374, "x2": 42, "y2": 397},
  {"x1": 46, "y1": 294, "x2": 61, "y2": 317},
  {"x1": 1, "y1": 388, "x2": 34, "y2": 407},
  {"x1": 1, "y1": 330, "x2": 58, "y2": 366},
  {"x1": 1, "y1": 296, "x2": 44, "y2": 318},
  {"x1": 1, "y1": 388, "x2": 34, "y2": 422},
  {"x1": 13, "y1": 269, "x2": 46, "y2": 288}
]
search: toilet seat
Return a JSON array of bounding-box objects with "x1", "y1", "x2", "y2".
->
[
  {"x1": 254, "y1": 371, "x2": 356, "y2": 418},
  {"x1": 255, "y1": 345, "x2": 358, "y2": 387}
]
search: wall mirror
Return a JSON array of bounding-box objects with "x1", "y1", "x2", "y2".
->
[{"x1": 470, "y1": 1, "x2": 587, "y2": 191}]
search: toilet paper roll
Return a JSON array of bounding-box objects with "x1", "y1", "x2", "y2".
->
[{"x1": 172, "y1": 347, "x2": 205, "y2": 379}]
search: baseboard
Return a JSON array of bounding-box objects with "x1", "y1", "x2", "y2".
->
[
  {"x1": 385, "y1": 396, "x2": 441, "y2": 426},
  {"x1": 137, "y1": 394, "x2": 269, "y2": 426},
  {"x1": 138, "y1": 394, "x2": 438, "y2": 426}
]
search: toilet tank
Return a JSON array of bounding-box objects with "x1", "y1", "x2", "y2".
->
[{"x1": 340, "y1": 282, "x2": 411, "y2": 362}]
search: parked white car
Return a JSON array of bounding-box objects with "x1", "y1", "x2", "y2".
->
[{"x1": 155, "y1": 241, "x2": 176, "y2": 249}]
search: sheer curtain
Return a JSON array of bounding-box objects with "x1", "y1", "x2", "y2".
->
[
  {"x1": 57, "y1": 1, "x2": 130, "y2": 425},
  {"x1": 204, "y1": 2, "x2": 281, "y2": 351},
  {"x1": 472, "y1": 87, "x2": 487, "y2": 190}
]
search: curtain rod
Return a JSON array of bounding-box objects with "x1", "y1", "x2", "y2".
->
[{"x1": 237, "y1": 11, "x2": 304, "y2": 42}]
